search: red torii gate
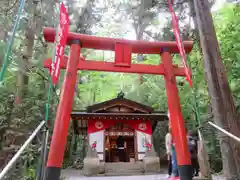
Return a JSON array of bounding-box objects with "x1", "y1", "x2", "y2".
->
[{"x1": 43, "y1": 27, "x2": 193, "y2": 180}]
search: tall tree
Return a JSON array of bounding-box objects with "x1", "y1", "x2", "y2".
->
[
  {"x1": 15, "y1": 0, "x2": 43, "y2": 104},
  {"x1": 194, "y1": 0, "x2": 240, "y2": 178},
  {"x1": 67, "y1": 0, "x2": 106, "y2": 34}
]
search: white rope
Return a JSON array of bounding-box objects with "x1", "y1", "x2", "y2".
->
[
  {"x1": 0, "y1": 120, "x2": 45, "y2": 180},
  {"x1": 208, "y1": 121, "x2": 240, "y2": 143}
]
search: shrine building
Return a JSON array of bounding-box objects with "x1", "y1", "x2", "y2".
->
[{"x1": 71, "y1": 93, "x2": 168, "y2": 163}]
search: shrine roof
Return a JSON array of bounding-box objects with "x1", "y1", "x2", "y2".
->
[
  {"x1": 71, "y1": 112, "x2": 168, "y2": 121},
  {"x1": 71, "y1": 112, "x2": 168, "y2": 136},
  {"x1": 85, "y1": 94, "x2": 153, "y2": 113}
]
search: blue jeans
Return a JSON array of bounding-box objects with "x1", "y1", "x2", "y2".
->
[{"x1": 171, "y1": 145, "x2": 179, "y2": 177}]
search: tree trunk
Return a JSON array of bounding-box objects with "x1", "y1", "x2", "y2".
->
[
  {"x1": 15, "y1": 0, "x2": 41, "y2": 104},
  {"x1": 188, "y1": 0, "x2": 200, "y2": 42},
  {"x1": 198, "y1": 130, "x2": 212, "y2": 179},
  {"x1": 188, "y1": 1, "x2": 213, "y2": 177},
  {"x1": 194, "y1": 0, "x2": 240, "y2": 179}
]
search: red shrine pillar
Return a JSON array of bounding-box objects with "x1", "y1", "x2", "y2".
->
[
  {"x1": 44, "y1": 40, "x2": 81, "y2": 180},
  {"x1": 161, "y1": 49, "x2": 192, "y2": 180}
]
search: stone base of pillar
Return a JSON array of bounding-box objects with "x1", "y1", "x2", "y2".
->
[
  {"x1": 83, "y1": 147, "x2": 100, "y2": 176},
  {"x1": 83, "y1": 157, "x2": 100, "y2": 176},
  {"x1": 143, "y1": 150, "x2": 160, "y2": 173},
  {"x1": 99, "y1": 162, "x2": 105, "y2": 174},
  {"x1": 143, "y1": 156, "x2": 160, "y2": 173}
]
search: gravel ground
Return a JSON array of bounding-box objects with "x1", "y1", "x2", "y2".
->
[{"x1": 61, "y1": 169, "x2": 224, "y2": 180}]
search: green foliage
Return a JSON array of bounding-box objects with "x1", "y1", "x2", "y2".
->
[{"x1": 215, "y1": 4, "x2": 240, "y2": 109}]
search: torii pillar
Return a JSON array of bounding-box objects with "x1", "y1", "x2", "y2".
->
[
  {"x1": 44, "y1": 39, "x2": 81, "y2": 180},
  {"x1": 162, "y1": 48, "x2": 192, "y2": 179}
]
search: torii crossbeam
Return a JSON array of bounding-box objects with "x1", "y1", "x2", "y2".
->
[{"x1": 43, "y1": 27, "x2": 194, "y2": 180}]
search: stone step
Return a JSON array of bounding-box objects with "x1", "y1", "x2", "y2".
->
[
  {"x1": 104, "y1": 162, "x2": 144, "y2": 175},
  {"x1": 105, "y1": 172, "x2": 144, "y2": 176}
]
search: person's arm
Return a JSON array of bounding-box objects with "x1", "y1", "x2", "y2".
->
[
  {"x1": 165, "y1": 134, "x2": 168, "y2": 152},
  {"x1": 165, "y1": 134, "x2": 171, "y2": 154}
]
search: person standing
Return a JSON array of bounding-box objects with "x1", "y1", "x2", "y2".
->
[
  {"x1": 116, "y1": 136, "x2": 125, "y2": 162},
  {"x1": 187, "y1": 131, "x2": 199, "y2": 177},
  {"x1": 167, "y1": 112, "x2": 179, "y2": 179},
  {"x1": 165, "y1": 128, "x2": 172, "y2": 178},
  {"x1": 171, "y1": 138, "x2": 179, "y2": 178}
]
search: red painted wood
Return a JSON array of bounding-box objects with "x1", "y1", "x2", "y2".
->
[
  {"x1": 161, "y1": 51, "x2": 191, "y2": 166},
  {"x1": 115, "y1": 43, "x2": 123, "y2": 65},
  {"x1": 43, "y1": 27, "x2": 193, "y2": 54},
  {"x1": 47, "y1": 43, "x2": 80, "y2": 167},
  {"x1": 78, "y1": 59, "x2": 167, "y2": 75},
  {"x1": 123, "y1": 43, "x2": 132, "y2": 66},
  {"x1": 115, "y1": 43, "x2": 131, "y2": 67},
  {"x1": 44, "y1": 57, "x2": 188, "y2": 76}
]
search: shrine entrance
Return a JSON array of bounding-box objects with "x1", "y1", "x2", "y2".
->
[
  {"x1": 104, "y1": 123, "x2": 135, "y2": 163},
  {"x1": 71, "y1": 93, "x2": 168, "y2": 164}
]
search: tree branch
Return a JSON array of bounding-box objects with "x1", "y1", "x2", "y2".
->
[{"x1": 5, "y1": 0, "x2": 18, "y2": 13}]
